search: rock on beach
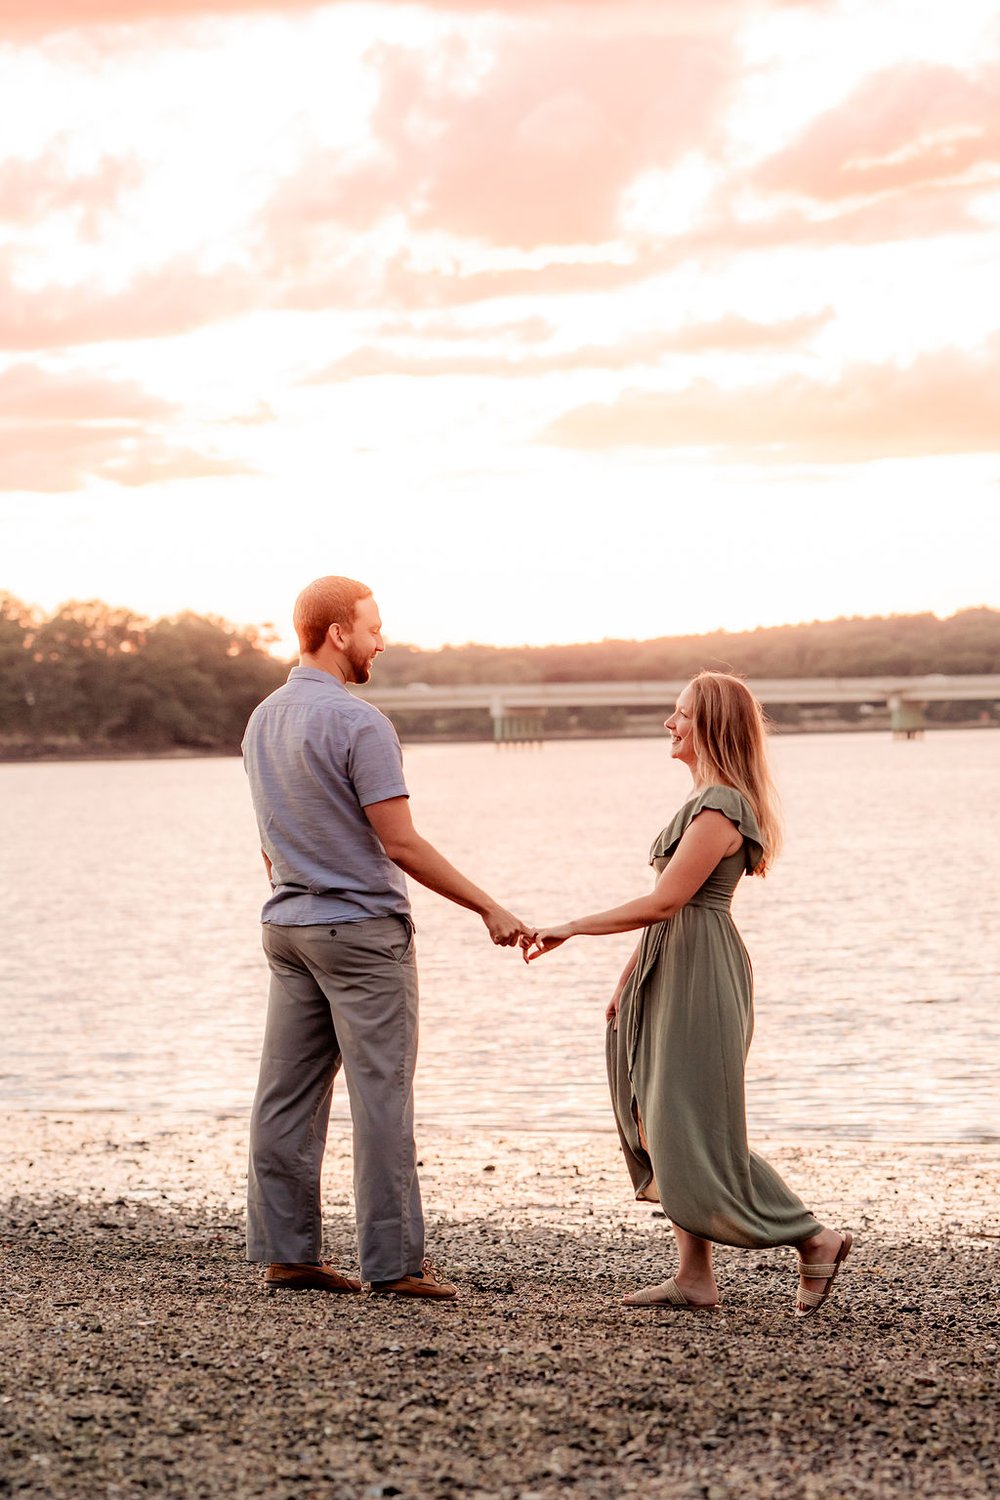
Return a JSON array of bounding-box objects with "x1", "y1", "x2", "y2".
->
[{"x1": 1, "y1": 1114, "x2": 997, "y2": 1499}]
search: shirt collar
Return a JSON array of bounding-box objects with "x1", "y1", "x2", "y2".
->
[{"x1": 288, "y1": 665, "x2": 348, "y2": 690}]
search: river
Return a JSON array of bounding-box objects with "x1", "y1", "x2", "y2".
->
[{"x1": 1, "y1": 729, "x2": 997, "y2": 1142}]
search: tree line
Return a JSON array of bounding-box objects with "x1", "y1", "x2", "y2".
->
[
  {"x1": 379, "y1": 609, "x2": 1000, "y2": 684},
  {"x1": 0, "y1": 596, "x2": 283, "y2": 757},
  {"x1": 1, "y1": 595, "x2": 997, "y2": 756}
]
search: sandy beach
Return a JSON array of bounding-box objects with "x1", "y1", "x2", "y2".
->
[{"x1": 1, "y1": 1114, "x2": 997, "y2": 1499}]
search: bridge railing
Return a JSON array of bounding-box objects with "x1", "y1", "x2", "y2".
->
[{"x1": 353, "y1": 675, "x2": 1000, "y2": 742}]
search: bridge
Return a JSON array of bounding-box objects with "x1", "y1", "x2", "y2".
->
[{"x1": 357, "y1": 675, "x2": 1000, "y2": 741}]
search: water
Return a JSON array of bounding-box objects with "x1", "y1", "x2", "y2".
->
[{"x1": 1, "y1": 731, "x2": 997, "y2": 1142}]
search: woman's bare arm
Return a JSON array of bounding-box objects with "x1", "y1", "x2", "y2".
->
[{"x1": 525, "y1": 810, "x2": 741, "y2": 959}]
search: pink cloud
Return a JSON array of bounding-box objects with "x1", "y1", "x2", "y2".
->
[
  {"x1": 540, "y1": 338, "x2": 1000, "y2": 462},
  {"x1": 0, "y1": 0, "x2": 768, "y2": 39},
  {"x1": 0, "y1": 423, "x2": 251, "y2": 490},
  {"x1": 647, "y1": 178, "x2": 988, "y2": 278},
  {"x1": 0, "y1": 0, "x2": 326, "y2": 36},
  {"x1": 0, "y1": 422, "x2": 143, "y2": 491},
  {"x1": 268, "y1": 152, "x2": 993, "y2": 317},
  {"x1": 5, "y1": 15, "x2": 990, "y2": 353},
  {"x1": 0, "y1": 362, "x2": 170, "y2": 419},
  {"x1": 374, "y1": 314, "x2": 554, "y2": 343},
  {"x1": 0, "y1": 256, "x2": 258, "y2": 350},
  {"x1": 756, "y1": 63, "x2": 1000, "y2": 201},
  {"x1": 661, "y1": 311, "x2": 831, "y2": 352},
  {"x1": 290, "y1": 174, "x2": 987, "y2": 315},
  {"x1": 99, "y1": 444, "x2": 250, "y2": 485},
  {"x1": 5, "y1": 168, "x2": 982, "y2": 357},
  {"x1": 314, "y1": 53, "x2": 995, "y2": 299},
  {"x1": 378, "y1": 252, "x2": 661, "y2": 308},
  {"x1": 0, "y1": 363, "x2": 249, "y2": 490},
  {"x1": 264, "y1": 28, "x2": 737, "y2": 252},
  {"x1": 0, "y1": 150, "x2": 141, "y2": 236},
  {"x1": 305, "y1": 312, "x2": 830, "y2": 381}
]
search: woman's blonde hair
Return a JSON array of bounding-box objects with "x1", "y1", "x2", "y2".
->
[{"x1": 687, "y1": 670, "x2": 782, "y2": 875}]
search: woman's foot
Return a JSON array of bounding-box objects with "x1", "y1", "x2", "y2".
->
[
  {"x1": 622, "y1": 1272, "x2": 719, "y2": 1308},
  {"x1": 794, "y1": 1227, "x2": 853, "y2": 1316}
]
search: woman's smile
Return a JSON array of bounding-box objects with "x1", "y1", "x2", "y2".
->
[{"x1": 665, "y1": 685, "x2": 697, "y2": 761}]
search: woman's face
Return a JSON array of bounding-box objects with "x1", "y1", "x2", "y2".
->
[{"x1": 665, "y1": 684, "x2": 697, "y2": 767}]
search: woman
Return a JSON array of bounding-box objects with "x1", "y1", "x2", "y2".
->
[{"x1": 523, "y1": 672, "x2": 851, "y2": 1316}]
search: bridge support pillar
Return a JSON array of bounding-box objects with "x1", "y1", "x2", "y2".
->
[
  {"x1": 490, "y1": 696, "x2": 544, "y2": 745},
  {"x1": 888, "y1": 694, "x2": 926, "y2": 740}
]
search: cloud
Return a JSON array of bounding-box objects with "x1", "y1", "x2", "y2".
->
[
  {"x1": 98, "y1": 444, "x2": 250, "y2": 485},
  {"x1": 0, "y1": 422, "x2": 141, "y2": 492},
  {"x1": 6, "y1": 8, "x2": 991, "y2": 357},
  {"x1": 0, "y1": 257, "x2": 258, "y2": 350},
  {"x1": 374, "y1": 315, "x2": 554, "y2": 343},
  {"x1": 263, "y1": 27, "x2": 737, "y2": 253},
  {"x1": 755, "y1": 62, "x2": 1000, "y2": 202},
  {"x1": 268, "y1": 164, "x2": 994, "y2": 321},
  {"x1": 656, "y1": 179, "x2": 991, "y2": 274},
  {"x1": 0, "y1": 362, "x2": 171, "y2": 419},
  {"x1": 305, "y1": 312, "x2": 831, "y2": 382},
  {"x1": 540, "y1": 338, "x2": 1000, "y2": 462},
  {"x1": 365, "y1": 169, "x2": 992, "y2": 310},
  {"x1": 0, "y1": 0, "x2": 327, "y2": 36},
  {"x1": 651, "y1": 311, "x2": 832, "y2": 352},
  {"x1": 284, "y1": 168, "x2": 990, "y2": 317},
  {"x1": 376, "y1": 252, "x2": 664, "y2": 309},
  {"x1": 0, "y1": 150, "x2": 142, "y2": 235},
  {"x1": 0, "y1": 363, "x2": 249, "y2": 490},
  {"x1": 0, "y1": 423, "x2": 251, "y2": 491},
  {"x1": 0, "y1": 0, "x2": 768, "y2": 39}
]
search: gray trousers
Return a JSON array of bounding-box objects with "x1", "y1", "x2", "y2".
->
[{"x1": 246, "y1": 916, "x2": 424, "y2": 1283}]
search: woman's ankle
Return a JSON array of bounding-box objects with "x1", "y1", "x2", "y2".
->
[
  {"x1": 675, "y1": 1269, "x2": 717, "y2": 1293},
  {"x1": 796, "y1": 1225, "x2": 841, "y2": 1259}
]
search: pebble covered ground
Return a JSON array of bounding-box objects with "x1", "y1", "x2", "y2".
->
[{"x1": 1, "y1": 1115, "x2": 997, "y2": 1499}]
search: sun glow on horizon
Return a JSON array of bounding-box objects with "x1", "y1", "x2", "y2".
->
[
  {"x1": 4, "y1": 488, "x2": 998, "y2": 659},
  {"x1": 0, "y1": 0, "x2": 998, "y2": 640}
]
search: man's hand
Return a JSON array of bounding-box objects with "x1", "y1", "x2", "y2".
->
[{"x1": 483, "y1": 904, "x2": 530, "y2": 947}]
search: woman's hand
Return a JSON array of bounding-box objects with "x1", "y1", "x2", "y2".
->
[
  {"x1": 520, "y1": 925, "x2": 572, "y2": 962},
  {"x1": 605, "y1": 941, "x2": 639, "y2": 1031}
]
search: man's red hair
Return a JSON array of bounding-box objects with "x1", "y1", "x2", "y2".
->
[{"x1": 293, "y1": 576, "x2": 372, "y2": 655}]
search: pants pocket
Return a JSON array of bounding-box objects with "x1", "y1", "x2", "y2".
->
[
  {"x1": 332, "y1": 916, "x2": 414, "y2": 964},
  {"x1": 388, "y1": 915, "x2": 415, "y2": 964}
]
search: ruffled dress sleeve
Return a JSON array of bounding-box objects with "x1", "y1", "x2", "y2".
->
[{"x1": 649, "y1": 785, "x2": 764, "y2": 874}]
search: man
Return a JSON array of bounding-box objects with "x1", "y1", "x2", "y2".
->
[{"x1": 242, "y1": 575, "x2": 525, "y2": 1301}]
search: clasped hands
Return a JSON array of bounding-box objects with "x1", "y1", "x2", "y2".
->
[{"x1": 483, "y1": 905, "x2": 568, "y2": 962}]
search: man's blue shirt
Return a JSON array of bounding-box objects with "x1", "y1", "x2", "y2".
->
[{"x1": 242, "y1": 665, "x2": 410, "y2": 925}]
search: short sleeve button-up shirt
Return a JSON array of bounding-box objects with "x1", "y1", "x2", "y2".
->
[{"x1": 242, "y1": 666, "x2": 410, "y2": 925}]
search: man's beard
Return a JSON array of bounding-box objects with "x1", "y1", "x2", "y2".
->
[{"x1": 346, "y1": 644, "x2": 373, "y2": 685}]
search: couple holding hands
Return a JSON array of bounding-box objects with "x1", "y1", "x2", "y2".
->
[{"x1": 242, "y1": 577, "x2": 851, "y2": 1318}]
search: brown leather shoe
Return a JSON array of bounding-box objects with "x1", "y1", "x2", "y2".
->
[
  {"x1": 264, "y1": 1262, "x2": 363, "y2": 1294},
  {"x1": 368, "y1": 1257, "x2": 458, "y2": 1300}
]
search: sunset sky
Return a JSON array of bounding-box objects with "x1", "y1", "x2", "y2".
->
[{"x1": 2, "y1": 0, "x2": 999, "y2": 651}]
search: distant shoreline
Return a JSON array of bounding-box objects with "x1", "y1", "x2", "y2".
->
[
  {"x1": 0, "y1": 744, "x2": 239, "y2": 764},
  {"x1": 0, "y1": 718, "x2": 995, "y2": 763}
]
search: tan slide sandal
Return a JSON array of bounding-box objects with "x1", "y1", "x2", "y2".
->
[
  {"x1": 622, "y1": 1276, "x2": 719, "y2": 1310},
  {"x1": 794, "y1": 1232, "x2": 853, "y2": 1317}
]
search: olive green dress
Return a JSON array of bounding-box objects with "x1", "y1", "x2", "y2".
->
[{"x1": 606, "y1": 785, "x2": 821, "y2": 1248}]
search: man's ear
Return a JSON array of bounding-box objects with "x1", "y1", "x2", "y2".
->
[{"x1": 327, "y1": 620, "x2": 349, "y2": 651}]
